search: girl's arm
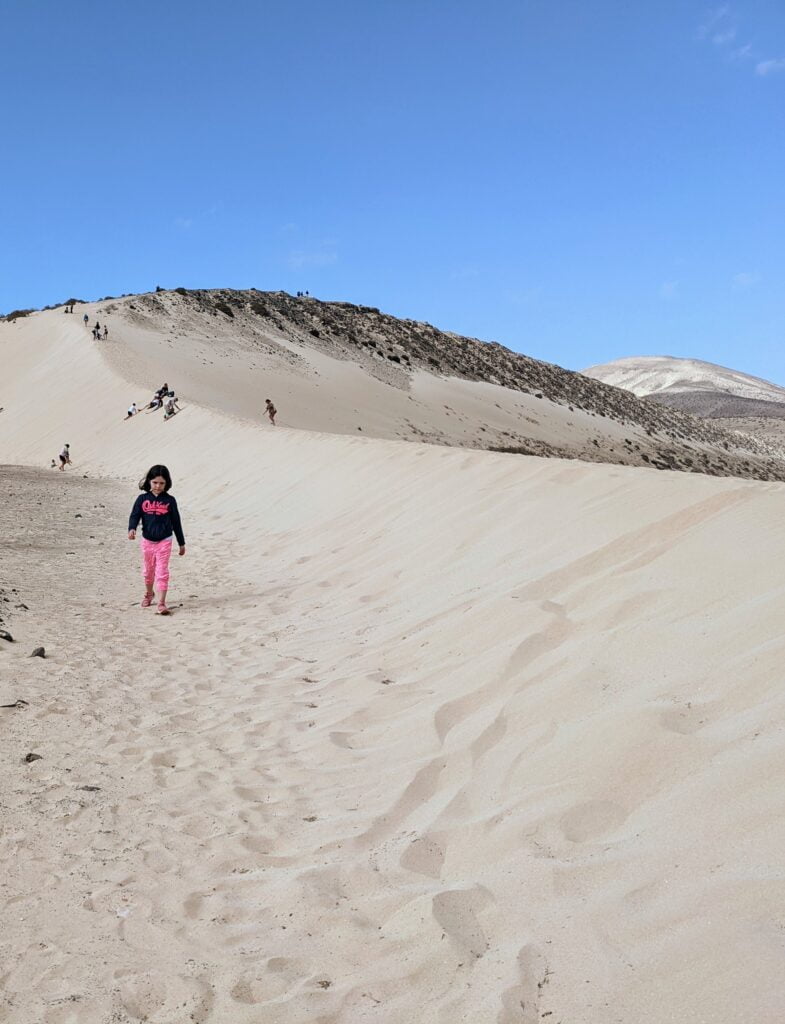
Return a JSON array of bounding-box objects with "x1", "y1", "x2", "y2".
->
[
  {"x1": 128, "y1": 494, "x2": 144, "y2": 536},
  {"x1": 169, "y1": 496, "x2": 186, "y2": 548}
]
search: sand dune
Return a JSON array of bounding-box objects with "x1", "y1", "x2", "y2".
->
[
  {"x1": 2, "y1": 308, "x2": 785, "y2": 1022},
  {"x1": 41, "y1": 291, "x2": 785, "y2": 478}
]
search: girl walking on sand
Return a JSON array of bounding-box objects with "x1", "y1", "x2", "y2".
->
[{"x1": 127, "y1": 464, "x2": 186, "y2": 616}]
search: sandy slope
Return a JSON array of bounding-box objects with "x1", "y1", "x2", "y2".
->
[
  {"x1": 2, "y1": 312, "x2": 785, "y2": 1022},
  {"x1": 91, "y1": 292, "x2": 639, "y2": 455}
]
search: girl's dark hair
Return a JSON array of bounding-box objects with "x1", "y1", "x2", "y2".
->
[{"x1": 139, "y1": 464, "x2": 172, "y2": 492}]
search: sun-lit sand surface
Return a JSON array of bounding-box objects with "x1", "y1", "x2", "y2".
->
[{"x1": 2, "y1": 307, "x2": 785, "y2": 1023}]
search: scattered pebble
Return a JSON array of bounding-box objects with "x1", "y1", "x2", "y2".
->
[
  {"x1": 0, "y1": 629, "x2": 13, "y2": 642},
  {"x1": 30, "y1": 647, "x2": 46, "y2": 658},
  {"x1": 23, "y1": 752, "x2": 42, "y2": 763}
]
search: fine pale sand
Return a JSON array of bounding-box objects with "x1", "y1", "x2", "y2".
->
[{"x1": 2, "y1": 309, "x2": 785, "y2": 1023}]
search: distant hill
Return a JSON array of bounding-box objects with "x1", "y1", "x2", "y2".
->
[{"x1": 582, "y1": 355, "x2": 785, "y2": 420}]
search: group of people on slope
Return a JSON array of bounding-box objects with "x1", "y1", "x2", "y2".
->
[
  {"x1": 125, "y1": 382, "x2": 180, "y2": 421},
  {"x1": 82, "y1": 314, "x2": 108, "y2": 340}
]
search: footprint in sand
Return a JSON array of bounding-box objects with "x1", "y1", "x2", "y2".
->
[
  {"x1": 141, "y1": 845, "x2": 178, "y2": 873},
  {"x1": 431, "y1": 886, "x2": 492, "y2": 958},
  {"x1": 559, "y1": 800, "x2": 627, "y2": 842},
  {"x1": 399, "y1": 833, "x2": 445, "y2": 879},
  {"x1": 115, "y1": 969, "x2": 213, "y2": 1023},
  {"x1": 498, "y1": 943, "x2": 550, "y2": 1024},
  {"x1": 150, "y1": 750, "x2": 179, "y2": 768},
  {"x1": 230, "y1": 956, "x2": 309, "y2": 1004},
  {"x1": 659, "y1": 702, "x2": 710, "y2": 735}
]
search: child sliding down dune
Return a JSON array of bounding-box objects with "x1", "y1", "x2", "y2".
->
[{"x1": 128, "y1": 464, "x2": 186, "y2": 616}]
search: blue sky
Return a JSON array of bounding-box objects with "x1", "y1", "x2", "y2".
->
[{"x1": 2, "y1": 0, "x2": 784, "y2": 379}]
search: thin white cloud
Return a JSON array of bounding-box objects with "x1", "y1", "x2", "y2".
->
[
  {"x1": 732, "y1": 272, "x2": 759, "y2": 291},
  {"x1": 660, "y1": 281, "x2": 679, "y2": 300},
  {"x1": 756, "y1": 58, "x2": 785, "y2": 75},
  {"x1": 286, "y1": 243, "x2": 338, "y2": 270},
  {"x1": 732, "y1": 42, "x2": 754, "y2": 59},
  {"x1": 713, "y1": 28, "x2": 737, "y2": 45},
  {"x1": 698, "y1": 4, "x2": 731, "y2": 39},
  {"x1": 695, "y1": 6, "x2": 785, "y2": 77}
]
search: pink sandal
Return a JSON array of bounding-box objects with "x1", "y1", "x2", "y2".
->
[
  {"x1": 156, "y1": 603, "x2": 171, "y2": 616},
  {"x1": 141, "y1": 594, "x2": 153, "y2": 608}
]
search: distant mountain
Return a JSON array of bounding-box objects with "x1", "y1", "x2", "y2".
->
[{"x1": 582, "y1": 355, "x2": 785, "y2": 419}]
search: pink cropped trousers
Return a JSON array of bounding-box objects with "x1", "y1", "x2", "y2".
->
[{"x1": 141, "y1": 537, "x2": 172, "y2": 590}]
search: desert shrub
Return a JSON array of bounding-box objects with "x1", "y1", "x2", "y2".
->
[
  {"x1": 250, "y1": 301, "x2": 268, "y2": 316},
  {"x1": 5, "y1": 309, "x2": 33, "y2": 321},
  {"x1": 174, "y1": 287, "x2": 188, "y2": 296},
  {"x1": 310, "y1": 328, "x2": 320, "y2": 338},
  {"x1": 214, "y1": 300, "x2": 234, "y2": 318},
  {"x1": 387, "y1": 354, "x2": 401, "y2": 363}
]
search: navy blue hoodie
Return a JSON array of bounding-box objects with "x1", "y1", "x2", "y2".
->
[{"x1": 129, "y1": 491, "x2": 185, "y2": 546}]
